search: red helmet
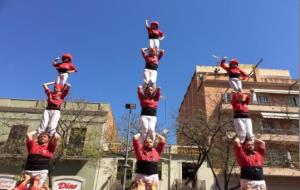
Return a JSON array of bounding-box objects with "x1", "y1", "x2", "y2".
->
[
  {"x1": 229, "y1": 59, "x2": 239, "y2": 66},
  {"x1": 62, "y1": 53, "x2": 72, "y2": 60},
  {"x1": 151, "y1": 21, "x2": 159, "y2": 28},
  {"x1": 54, "y1": 83, "x2": 64, "y2": 91}
]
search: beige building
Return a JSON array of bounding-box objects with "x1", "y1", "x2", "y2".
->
[
  {"x1": 0, "y1": 98, "x2": 118, "y2": 190},
  {"x1": 177, "y1": 64, "x2": 300, "y2": 189},
  {"x1": 0, "y1": 98, "x2": 215, "y2": 190}
]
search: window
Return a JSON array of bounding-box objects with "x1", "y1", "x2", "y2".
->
[
  {"x1": 182, "y1": 162, "x2": 197, "y2": 180},
  {"x1": 287, "y1": 96, "x2": 299, "y2": 107},
  {"x1": 67, "y1": 128, "x2": 87, "y2": 156},
  {"x1": 5, "y1": 125, "x2": 28, "y2": 154},
  {"x1": 257, "y1": 95, "x2": 270, "y2": 105},
  {"x1": 262, "y1": 120, "x2": 279, "y2": 133}
]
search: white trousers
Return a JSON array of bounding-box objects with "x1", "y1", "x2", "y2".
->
[
  {"x1": 24, "y1": 170, "x2": 48, "y2": 187},
  {"x1": 240, "y1": 179, "x2": 266, "y2": 190},
  {"x1": 140, "y1": 115, "x2": 157, "y2": 141},
  {"x1": 38, "y1": 110, "x2": 61, "y2": 135},
  {"x1": 229, "y1": 78, "x2": 242, "y2": 92},
  {"x1": 143, "y1": 69, "x2": 158, "y2": 86},
  {"x1": 134, "y1": 173, "x2": 159, "y2": 184},
  {"x1": 233, "y1": 118, "x2": 254, "y2": 143},
  {"x1": 149, "y1": 39, "x2": 160, "y2": 49},
  {"x1": 56, "y1": 73, "x2": 69, "y2": 85}
]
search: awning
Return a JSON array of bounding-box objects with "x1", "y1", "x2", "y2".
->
[
  {"x1": 252, "y1": 89, "x2": 299, "y2": 95},
  {"x1": 261, "y1": 112, "x2": 299, "y2": 120}
]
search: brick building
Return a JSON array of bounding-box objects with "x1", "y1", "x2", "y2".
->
[{"x1": 177, "y1": 64, "x2": 300, "y2": 189}]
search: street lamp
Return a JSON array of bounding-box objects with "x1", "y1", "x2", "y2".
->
[{"x1": 122, "y1": 103, "x2": 136, "y2": 190}]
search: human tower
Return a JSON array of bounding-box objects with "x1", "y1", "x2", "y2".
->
[
  {"x1": 13, "y1": 54, "x2": 77, "y2": 190},
  {"x1": 12, "y1": 19, "x2": 267, "y2": 190},
  {"x1": 131, "y1": 19, "x2": 166, "y2": 190},
  {"x1": 219, "y1": 58, "x2": 267, "y2": 189}
]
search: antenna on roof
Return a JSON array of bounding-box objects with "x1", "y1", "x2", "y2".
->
[{"x1": 246, "y1": 58, "x2": 263, "y2": 81}]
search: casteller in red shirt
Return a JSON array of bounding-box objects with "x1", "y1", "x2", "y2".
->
[
  {"x1": 53, "y1": 53, "x2": 77, "y2": 73},
  {"x1": 45, "y1": 84, "x2": 70, "y2": 110},
  {"x1": 231, "y1": 92, "x2": 250, "y2": 118},
  {"x1": 220, "y1": 59, "x2": 248, "y2": 80},
  {"x1": 146, "y1": 21, "x2": 164, "y2": 39},
  {"x1": 234, "y1": 137, "x2": 265, "y2": 181},
  {"x1": 141, "y1": 48, "x2": 164, "y2": 70},
  {"x1": 133, "y1": 133, "x2": 165, "y2": 175}
]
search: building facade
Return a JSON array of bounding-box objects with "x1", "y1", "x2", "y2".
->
[
  {"x1": 177, "y1": 64, "x2": 300, "y2": 189},
  {"x1": 0, "y1": 98, "x2": 118, "y2": 190}
]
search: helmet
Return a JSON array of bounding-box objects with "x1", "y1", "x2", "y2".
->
[
  {"x1": 151, "y1": 21, "x2": 159, "y2": 28},
  {"x1": 229, "y1": 59, "x2": 239, "y2": 66},
  {"x1": 62, "y1": 53, "x2": 72, "y2": 60},
  {"x1": 54, "y1": 83, "x2": 64, "y2": 91}
]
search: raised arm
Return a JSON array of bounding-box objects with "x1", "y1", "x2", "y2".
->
[
  {"x1": 133, "y1": 133, "x2": 142, "y2": 158},
  {"x1": 255, "y1": 138, "x2": 265, "y2": 155},
  {"x1": 158, "y1": 49, "x2": 164, "y2": 60},
  {"x1": 43, "y1": 82, "x2": 55, "y2": 90},
  {"x1": 219, "y1": 59, "x2": 229, "y2": 72},
  {"x1": 26, "y1": 131, "x2": 37, "y2": 141},
  {"x1": 243, "y1": 93, "x2": 251, "y2": 105},
  {"x1": 52, "y1": 57, "x2": 60, "y2": 66},
  {"x1": 141, "y1": 48, "x2": 148, "y2": 59},
  {"x1": 153, "y1": 87, "x2": 161, "y2": 101},
  {"x1": 61, "y1": 83, "x2": 71, "y2": 98},
  {"x1": 155, "y1": 133, "x2": 166, "y2": 154},
  {"x1": 137, "y1": 85, "x2": 144, "y2": 100},
  {"x1": 145, "y1": 19, "x2": 150, "y2": 28}
]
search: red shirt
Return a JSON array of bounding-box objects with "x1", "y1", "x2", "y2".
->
[
  {"x1": 26, "y1": 139, "x2": 57, "y2": 158},
  {"x1": 138, "y1": 88, "x2": 160, "y2": 109},
  {"x1": 133, "y1": 138, "x2": 165, "y2": 162},
  {"x1": 142, "y1": 50, "x2": 164, "y2": 65},
  {"x1": 54, "y1": 62, "x2": 77, "y2": 73},
  {"x1": 220, "y1": 60, "x2": 248, "y2": 79},
  {"x1": 147, "y1": 27, "x2": 164, "y2": 39},
  {"x1": 231, "y1": 93, "x2": 250, "y2": 113},
  {"x1": 45, "y1": 88, "x2": 69, "y2": 110},
  {"x1": 234, "y1": 145, "x2": 264, "y2": 167}
]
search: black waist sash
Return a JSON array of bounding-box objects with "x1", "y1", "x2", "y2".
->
[
  {"x1": 46, "y1": 104, "x2": 61, "y2": 110},
  {"x1": 145, "y1": 63, "x2": 158, "y2": 70},
  {"x1": 229, "y1": 73, "x2": 241, "y2": 78},
  {"x1": 57, "y1": 68, "x2": 68, "y2": 73},
  {"x1": 25, "y1": 154, "x2": 50, "y2": 170},
  {"x1": 149, "y1": 34, "x2": 160, "y2": 39},
  {"x1": 241, "y1": 167, "x2": 264, "y2": 180},
  {"x1": 234, "y1": 111, "x2": 249, "y2": 118},
  {"x1": 136, "y1": 160, "x2": 158, "y2": 175},
  {"x1": 141, "y1": 107, "x2": 157, "y2": 116}
]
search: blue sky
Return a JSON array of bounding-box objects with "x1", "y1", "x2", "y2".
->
[{"x1": 0, "y1": 0, "x2": 298, "y2": 143}]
